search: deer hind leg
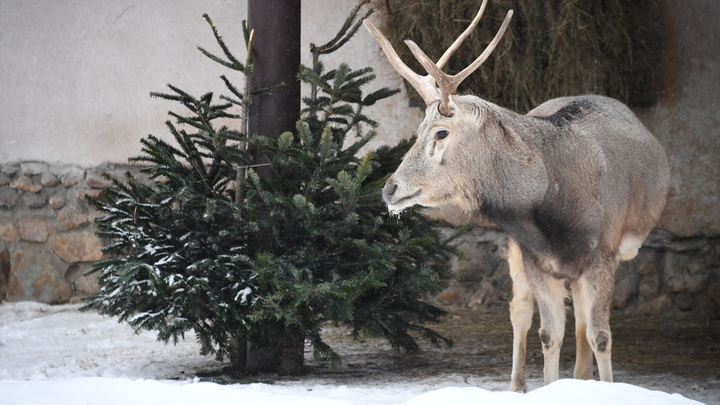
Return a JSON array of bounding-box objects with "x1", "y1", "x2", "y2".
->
[
  {"x1": 573, "y1": 260, "x2": 617, "y2": 382},
  {"x1": 570, "y1": 281, "x2": 593, "y2": 380},
  {"x1": 508, "y1": 239, "x2": 534, "y2": 393}
]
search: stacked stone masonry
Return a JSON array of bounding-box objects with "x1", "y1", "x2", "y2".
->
[
  {"x1": 1, "y1": 161, "x2": 718, "y2": 320},
  {"x1": 0, "y1": 161, "x2": 146, "y2": 303},
  {"x1": 435, "y1": 227, "x2": 720, "y2": 320}
]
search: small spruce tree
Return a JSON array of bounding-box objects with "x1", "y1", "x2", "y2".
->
[{"x1": 85, "y1": 2, "x2": 459, "y2": 375}]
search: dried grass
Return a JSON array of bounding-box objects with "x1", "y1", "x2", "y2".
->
[{"x1": 375, "y1": 0, "x2": 660, "y2": 112}]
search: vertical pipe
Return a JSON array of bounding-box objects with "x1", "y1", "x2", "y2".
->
[
  {"x1": 244, "y1": 0, "x2": 302, "y2": 375},
  {"x1": 247, "y1": 0, "x2": 301, "y2": 179}
]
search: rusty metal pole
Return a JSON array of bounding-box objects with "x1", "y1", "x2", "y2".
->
[
  {"x1": 246, "y1": 0, "x2": 303, "y2": 375},
  {"x1": 247, "y1": 0, "x2": 301, "y2": 179}
]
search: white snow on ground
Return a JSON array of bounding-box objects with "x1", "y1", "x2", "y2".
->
[{"x1": 0, "y1": 302, "x2": 710, "y2": 405}]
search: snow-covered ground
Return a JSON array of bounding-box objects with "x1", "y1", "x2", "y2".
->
[{"x1": 0, "y1": 302, "x2": 711, "y2": 405}]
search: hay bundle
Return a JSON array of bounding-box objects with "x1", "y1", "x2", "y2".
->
[{"x1": 376, "y1": 0, "x2": 660, "y2": 112}]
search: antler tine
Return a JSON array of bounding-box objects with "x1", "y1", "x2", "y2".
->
[
  {"x1": 450, "y1": 9, "x2": 514, "y2": 93},
  {"x1": 407, "y1": 9, "x2": 514, "y2": 116},
  {"x1": 363, "y1": 18, "x2": 440, "y2": 106},
  {"x1": 364, "y1": 5, "x2": 513, "y2": 115},
  {"x1": 435, "y1": 0, "x2": 488, "y2": 70},
  {"x1": 404, "y1": 39, "x2": 455, "y2": 116}
]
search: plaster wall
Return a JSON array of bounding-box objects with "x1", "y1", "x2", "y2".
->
[
  {"x1": 0, "y1": 0, "x2": 422, "y2": 165},
  {"x1": 636, "y1": 0, "x2": 720, "y2": 237}
]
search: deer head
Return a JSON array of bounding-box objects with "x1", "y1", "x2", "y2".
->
[{"x1": 364, "y1": 0, "x2": 514, "y2": 215}]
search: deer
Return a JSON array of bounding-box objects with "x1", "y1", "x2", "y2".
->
[{"x1": 364, "y1": 0, "x2": 669, "y2": 393}]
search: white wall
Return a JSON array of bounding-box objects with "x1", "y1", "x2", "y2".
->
[
  {"x1": 0, "y1": 0, "x2": 423, "y2": 166},
  {"x1": 1, "y1": 0, "x2": 718, "y2": 236},
  {"x1": 636, "y1": 0, "x2": 720, "y2": 236}
]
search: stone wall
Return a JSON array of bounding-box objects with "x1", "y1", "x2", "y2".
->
[
  {"x1": 2, "y1": 160, "x2": 718, "y2": 321},
  {"x1": 0, "y1": 162, "x2": 144, "y2": 303},
  {"x1": 436, "y1": 227, "x2": 720, "y2": 320}
]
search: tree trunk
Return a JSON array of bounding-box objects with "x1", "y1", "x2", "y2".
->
[{"x1": 245, "y1": 0, "x2": 303, "y2": 375}]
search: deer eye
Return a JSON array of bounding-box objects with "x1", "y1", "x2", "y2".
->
[{"x1": 436, "y1": 130, "x2": 449, "y2": 140}]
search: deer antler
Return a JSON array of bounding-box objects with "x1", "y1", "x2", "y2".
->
[
  {"x1": 363, "y1": 18, "x2": 440, "y2": 106},
  {"x1": 364, "y1": 0, "x2": 513, "y2": 116}
]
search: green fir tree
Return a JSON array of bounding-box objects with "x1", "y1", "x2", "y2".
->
[{"x1": 84, "y1": 2, "x2": 459, "y2": 375}]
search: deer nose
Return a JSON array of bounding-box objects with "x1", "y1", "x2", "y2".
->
[{"x1": 382, "y1": 180, "x2": 398, "y2": 203}]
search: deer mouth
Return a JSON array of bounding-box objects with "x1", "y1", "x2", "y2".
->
[{"x1": 386, "y1": 190, "x2": 422, "y2": 213}]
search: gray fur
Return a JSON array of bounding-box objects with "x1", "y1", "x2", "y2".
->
[{"x1": 383, "y1": 94, "x2": 669, "y2": 390}]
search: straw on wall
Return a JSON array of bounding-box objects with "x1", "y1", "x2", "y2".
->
[{"x1": 377, "y1": 0, "x2": 660, "y2": 112}]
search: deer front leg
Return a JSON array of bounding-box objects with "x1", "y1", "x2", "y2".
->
[
  {"x1": 536, "y1": 283, "x2": 567, "y2": 385},
  {"x1": 525, "y1": 259, "x2": 568, "y2": 386},
  {"x1": 508, "y1": 240, "x2": 534, "y2": 392},
  {"x1": 570, "y1": 281, "x2": 594, "y2": 380}
]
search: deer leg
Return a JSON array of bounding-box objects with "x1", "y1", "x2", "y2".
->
[
  {"x1": 570, "y1": 281, "x2": 593, "y2": 380},
  {"x1": 536, "y1": 279, "x2": 567, "y2": 385},
  {"x1": 574, "y1": 261, "x2": 616, "y2": 382},
  {"x1": 525, "y1": 259, "x2": 567, "y2": 386},
  {"x1": 508, "y1": 239, "x2": 534, "y2": 393}
]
